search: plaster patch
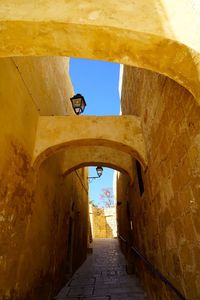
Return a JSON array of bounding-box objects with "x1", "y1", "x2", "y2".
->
[
  {"x1": 0, "y1": 215, "x2": 5, "y2": 221},
  {"x1": 88, "y1": 10, "x2": 101, "y2": 20}
]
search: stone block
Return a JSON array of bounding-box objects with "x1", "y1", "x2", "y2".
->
[
  {"x1": 174, "y1": 218, "x2": 185, "y2": 247},
  {"x1": 191, "y1": 211, "x2": 200, "y2": 238},
  {"x1": 168, "y1": 194, "x2": 181, "y2": 219},
  {"x1": 183, "y1": 271, "x2": 200, "y2": 300},
  {"x1": 178, "y1": 187, "x2": 194, "y2": 215},
  {"x1": 182, "y1": 212, "x2": 197, "y2": 242},
  {"x1": 193, "y1": 246, "x2": 200, "y2": 271},
  {"x1": 165, "y1": 224, "x2": 177, "y2": 250},
  {"x1": 179, "y1": 242, "x2": 193, "y2": 271},
  {"x1": 171, "y1": 157, "x2": 191, "y2": 191},
  {"x1": 186, "y1": 105, "x2": 200, "y2": 138}
]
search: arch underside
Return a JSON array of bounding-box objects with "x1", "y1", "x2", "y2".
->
[
  {"x1": 32, "y1": 116, "x2": 147, "y2": 176},
  {"x1": 61, "y1": 146, "x2": 134, "y2": 183},
  {"x1": 1, "y1": 2, "x2": 198, "y2": 181},
  {"x1": 0, "y1": 0, "x2": 199, "y2": 102}
]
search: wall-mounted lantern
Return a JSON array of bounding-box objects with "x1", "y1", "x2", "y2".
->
[
  {"x1": 70, "y1": 93, "x2": 86, "y2": 115},
  {"x1": 88, "y1": 166, "x2": 103, "y2": 183},
  {"x1": 96, "y1": 166, "x2": 103, "y2": 177}
]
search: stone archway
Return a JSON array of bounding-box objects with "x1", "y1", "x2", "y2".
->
[
  {"x1": 0, "y1": 0, "x2": 200, "y2": 102},
  {"x1": 60, "y1": 146, "x2": 134, "y2": 184},
  {"x1": 2, "y1": 2, "x2": 197, "y2": 219},
  {"x1": 32, "y1": 115, "x2": 147, "y2": 174}
]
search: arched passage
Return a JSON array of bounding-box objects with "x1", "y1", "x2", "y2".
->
[
  {"x1": 0, "y1": 2, "x2": 199, "y2": 299},
  {"x1": 0, "y1": 1, "x2": 200, "y2": 102},
  {"x1": 32, "y1": 115, "x2": 147, "y2": 171},
  {"x1": 61, "y1": 146, "x2": 134, "y2": 184}
]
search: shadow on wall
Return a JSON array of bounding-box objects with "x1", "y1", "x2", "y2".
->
[{"x1": 0, "y1": 1, "x2": 200, "y2": 300}]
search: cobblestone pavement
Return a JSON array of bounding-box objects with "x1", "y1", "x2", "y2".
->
[{"x1": 54, "y1": 238, "x2": 147, "y2": 300}]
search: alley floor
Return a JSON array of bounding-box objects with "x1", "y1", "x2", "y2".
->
[{"x1": 54, "y1": 238, "x2": 147, "y2": 300}]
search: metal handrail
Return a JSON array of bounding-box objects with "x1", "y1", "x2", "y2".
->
[{"x1": 118, "y1": 235, "x2": 186, "y2": 300}]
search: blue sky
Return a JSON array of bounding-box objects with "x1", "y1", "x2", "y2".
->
[{"x1": 69, "y1": 58, "x2": 120, "y2": 206}]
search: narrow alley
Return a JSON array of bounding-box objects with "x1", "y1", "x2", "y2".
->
[
  {"x1": 0, "y1": 2, "x2": 200, "y2": 300},
  {"x1": 55, "y1": 239, "x2": 146, "y2": 300}
]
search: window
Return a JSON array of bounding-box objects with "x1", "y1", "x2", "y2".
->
[{"x1": 136, "y1": 160, "x2": 144, "y2": 196}]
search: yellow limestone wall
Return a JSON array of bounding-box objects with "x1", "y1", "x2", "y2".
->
[
  {"x1": 32, "y1": 115, "x2": 146, "y2": 170},
  {"x1": 0, "y1": 1, "x2": 200, "y2": 103},
  {"x1": 90, "y1": 205, "x2": 117, "y2": 238},
  {"x1": 117, "y1": 66, "x2": 200, "y2": 300},
  {"x1": 0, "y1": 57, "x2": 89, "y2": 300}
]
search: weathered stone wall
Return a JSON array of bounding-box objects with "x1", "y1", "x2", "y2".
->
[
  {"x1": 117, "y1": 66, "x2": 200, "y2": 299},
  {"x1": 0, "y1": 0, "x2": 200, "y2": 106},
  {"x1": 0, "y1": 57, "x2": 88, "y2": 300},
  {"x1": 90, "y1": 205, "x2": 117, "y2": 238}
]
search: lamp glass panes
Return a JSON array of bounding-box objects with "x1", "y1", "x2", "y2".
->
[
  {"x1": 96, "y1": 166, "x2": 103, "y2": 177},
  {"x1": 70, "y1": 93, "x2": 86, "y2": 115}
]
